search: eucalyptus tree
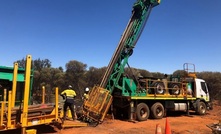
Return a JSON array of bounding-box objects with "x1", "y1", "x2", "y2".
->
[
  {"x1": 85, "y1": 66, "x2": 106, "y2": 88},
  {"x1": 65, "y1": 60, "x2": 87, "y2": 99}
]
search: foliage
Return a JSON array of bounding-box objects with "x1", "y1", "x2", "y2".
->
[
  {"x1": 16, "y1": 58, "x2": 26, "y2": 68},
  {"x1": 85, "y1": 66, "x2": 106, "y2": 88},
  {"x1": 33, "y1": 58, "x2": 51, "y2": 71},
  {"x1": 65, "y1": 60, "x2": 87, "y2": 99},
  {"x1": 151, "y1": 72, "x2": 165, "y2": 78},
  {"x1": 17, "y1": 58, "x2": 64, "y2": 104},
  {"x1": 197, "y1": 71, "x2": 221, "y2": 101},
  {"x1": 172, "y1": 70, "x2": 188, "y2": 78},
  {"x1": 124, "y1": 67, "x2": 153, "y2": 79},
  {"x1": 17, "y1": 58, "x2": 51, "y2": 69},
  {"x1": 16, "y1": 58, "x2": 221, "y2": 104}
]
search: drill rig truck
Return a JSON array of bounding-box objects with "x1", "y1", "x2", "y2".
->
[{"x1": 82, "y1": 0, "x2": 212, "y2": 124}]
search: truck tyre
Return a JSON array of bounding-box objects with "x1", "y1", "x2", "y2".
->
[
  {"x1": 152, "y1": 82, "x2": 165, "y2": 94},
  {"x1": 169, "y1": 83, "x2": 180, "y2": 95},
  {"x1": 136, "y1": 103, "x2": 150, "y2": 121},
  {"x1": 151, "y1": 102, "x2": 164, "y2": 119},
  {"x1": 197, "y1": 101, "x2": 207, "y2": 115}
]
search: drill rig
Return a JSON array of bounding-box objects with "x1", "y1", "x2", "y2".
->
[{"x1": 82, "y1": 0, "x2": 161, "y2": 124}]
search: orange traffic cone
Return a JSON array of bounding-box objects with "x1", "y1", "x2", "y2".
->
[
  {"x1": 155, "y1": 123, "x2": 162, "y2": 134},
  {"x1": 165, "y1": 117, "x2": 171, "y2": 134}
]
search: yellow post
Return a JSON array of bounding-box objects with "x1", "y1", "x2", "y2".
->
[
  {"x1": 3, "y1": 89, "x2": 7, "y2": 102},
  {"x1": 12, "y1": 62, "x2": 18, "y2": 107},
  {"x1": 55, "y1": 87, "x2": 58, "y2": 120},
  {"x1": 22, "y1": 55, "x2": 32, "y2": 128},
  {"x1": 0, "y1": 94, "x2": 5, "y2": 126},
  {"x1": 7, "y1": 91, "x2": 12, "y2": 128},
  {"x1": 0, "y1": 102, "x2": 3, "y2": 127},
  {"x1": 0, "y1": 89, "x2": 7, "y2": 126},
  {"x1": 42, "y1": 86, "x2": 45, "y2": 104}
]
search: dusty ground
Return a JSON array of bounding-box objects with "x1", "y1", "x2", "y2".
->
[
  {"x1": 56, "y1": 101, "x2": 221, "y2": 134},
  {"x1": 2, "y1": 101, "x2": 220, "y2": 134}
]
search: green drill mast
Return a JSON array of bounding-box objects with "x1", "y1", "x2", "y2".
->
[
  {"x1": 82, "y1": 0, "x2": 160, "y2": 124},
  {"x1": 100, "y1": 0, "x2": 160, "y2": 94}
]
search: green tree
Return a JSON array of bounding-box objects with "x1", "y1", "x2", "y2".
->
[
  {"x1": 197, "y1": 71, "x2": 221, "y2": 101},
  {"x1": 65, "y1": 60, "x2": 87, "y2": 99},
  {"x1": 32, "y1": 67, "x2": 64, "y2": 103},
  {"x1": 17, "y1": 58, "x2": 65, "y2": 103},
  {"x1": 139, "y1": 69, "x2": 152, "y2": 78},
  {"x1": 85, "y1": 66, "x2": 106, "y2": 88},
  {"x1": 173, "y1": 70, "x2": 188, "y2": 78},
  {"x1": 17, "y1": 58, "x2": 51, "y2": 70},
  {"x1": 33, "y1": 58, "x2": 51, "y2": 71},
  {"x1": 16, "y1": 58, "x2": 26, "y2": 68},
  {"x1": 124, "y1": 67, "x2": 152, "y2": 79},
  {"x1": 151, "y1": 72, "x2": 165, "y2": 78}
]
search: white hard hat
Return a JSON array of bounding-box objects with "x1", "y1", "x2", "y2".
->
[
  {"x1": 68, "y1": 85, "x2": 72, "y2": 88},
  {"x1": 85, "y1": 87, "x2": 89, "y2": 92}
]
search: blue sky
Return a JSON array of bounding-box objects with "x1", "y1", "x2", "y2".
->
[{"x1": 0, "y1": 0, "x2": 221, "y2": 74}]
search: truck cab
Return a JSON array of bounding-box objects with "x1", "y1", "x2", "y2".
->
[
  {"x1": 194, "y1": 78, "x2": 210, "y2": 102},
  {"x1": 189, "y1": 78, "x2": 212, "y2": 113}
]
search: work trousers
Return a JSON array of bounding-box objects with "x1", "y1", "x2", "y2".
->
[{"x1": 63, "y1": 102, "x2": 76, "y2": 120}]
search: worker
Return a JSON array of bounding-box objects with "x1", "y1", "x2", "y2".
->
[
  {"x1": 60, "y1": 85, "x2": 77, "y2": 121},
  {"x1": 83, "y1": 87, "x2": 89, "y2": 100}
]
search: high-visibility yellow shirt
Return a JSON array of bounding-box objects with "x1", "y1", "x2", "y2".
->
[{"x1": 61, "y1": 89, "x2": 76, "y2": 99}]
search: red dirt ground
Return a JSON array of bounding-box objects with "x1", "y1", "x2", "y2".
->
[
  {"x1": 1, "y1": 101, "x2": 220, "y2": 134},
  {"x1": 56, "y1": 101, "x2": 221, "y2": 134}
]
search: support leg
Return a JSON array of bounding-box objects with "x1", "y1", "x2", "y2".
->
[
  {"x1": 129, "y1": 101, "x2": 135, "y2": 122},
  {"x1": 186, "y1": 101, "x2": 190, "y2": 116}
]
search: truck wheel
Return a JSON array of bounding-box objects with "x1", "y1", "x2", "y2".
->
[
  {"x1": 169, "y1": 83, "x2": 180, "y2": 95},
  {"x1": 136, "y1": 103, "x2": 150, "y2": 121},
  {"x1": 151, "y1": 102, "x2": 164, "y2": 119},
  {"x1": 197, "y1": 101, "x2": 207, "y2": 115},
  {"x1": 152, "y1": 82, "x2": 165, "y2": 94}
]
